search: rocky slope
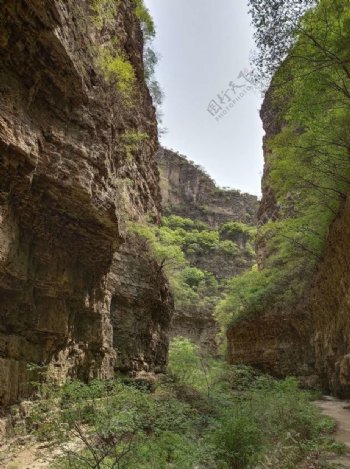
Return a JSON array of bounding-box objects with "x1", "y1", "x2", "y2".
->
[
  {"x1": 158, "y1": 148, "x2": 258, "y2": 228},
  {"x1": 0, "y1": 0, "x2": 172, "y2": 407},
  {"x1": 157, "y1": 148, "x2": 258, "y2": 350}
]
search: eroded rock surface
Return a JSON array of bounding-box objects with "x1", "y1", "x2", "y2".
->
[
  {"x1": 157, "y1": 148, "x2": 258, "y2": 228},
  {"x1": 311, "y1": 195, "x2": 350, "y2": 396},
  {"x1": 0, "y1": 0, "x2": 172, "y2": 406}
]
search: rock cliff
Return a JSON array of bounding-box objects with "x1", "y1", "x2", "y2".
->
[
  {"x1": 0, "y1": 0, "x2": 172, "y2": 406},
  {"x1": 226, "y1": 89, "x2": 317, "y2": 384},
  {"x1": 311, "y1": 195, "x2": 350, "y2": 396},
  {"x1": 157, "y1": 148, "x2": 258, "y2": 350},
  {"x1": 228, "y1": 189, "x2": 350, "y2": 396},
  {"x1": 227, "y1": 58, "x2": 350, "y2": 397},
  {"x1": 158, "y1": 148, "x2": 258, "y2": 228}
]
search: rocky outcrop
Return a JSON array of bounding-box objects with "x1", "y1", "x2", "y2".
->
[
  {"x1": 311, "y1": 195, "x2": 350, "y2": 397},
  {"x1": 157, "y1": 148, "x2": 258, "y2": 227},
  {"x1": 227, "y1": 309, "x2": 317, "y2": 387},
  {"x1": 0, "y1": 0, "x2": 172, "y2": 406},
  {"x1": 228, "y1": 190, "x2": 350, "y2": 397},
  {"x1": 158, "y1": 148, "x2": 258, "y2": 351}
]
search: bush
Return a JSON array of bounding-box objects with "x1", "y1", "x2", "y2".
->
[
  {"x1": 181, "y1": 267, "x2": 206, "y2": 288},
  {"x1": 98, "y1": 51, "x2": 136, "y2": 99},
  {"x1": 219, "y1": 221, "x2": 254, "y2": 238},
  {"x1": 208, "y1": 412, "x2": 263, "y2": 468},
  {"x1": 24, "y1": 342, "x2": 341, "y2": 468},
  {"x1": 215, "y1": 267, "x2": 272, "y2": 340},
  {"x1": 162, "y1": 215, "x2": 209, "y2": 232},
  {"x1": 91, "y1": 0, "x2": 120, "y2": 29},
  {"x1": 168, "y1": 337, "x2": 201, "y2": 385}
]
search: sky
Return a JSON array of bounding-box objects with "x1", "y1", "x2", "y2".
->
[{"x1": 144, "y1": 0, "x2": 264, "y2": 196}]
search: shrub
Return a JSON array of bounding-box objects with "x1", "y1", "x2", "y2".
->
[
  {"x1": 98, "y1": 51, "x2": 136, "y2": 100},
  {"x1": 181, "y1": 267, "x2": 206, "y2": 288},
  {"x1": 208, "y1": 412, "x2": 263, "y2": 468},
  {"x1": 215, "y1": 267, "x2": 272, "y2": 337},
  {"x1": 121, "y1": 130, "x2": 148, "y2": 161},
  {"x1": 25, "y1": 347, "x2": 340, "y2": 468},
  {"x1": 162, "y1": 215, "x2": 209, "y2": 232},
  {"x1": 91, "y1": 0, "x2": 120, "y2": 29},
  {"x1": 219, "y1": 221, "x2": 254, "y2": 238},
  {"x1": 168, "y1": 338, "x2": 201, "y2": 385}
]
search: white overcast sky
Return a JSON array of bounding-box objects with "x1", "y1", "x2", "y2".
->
[{"x1": 144, "y1": 0, "x2": 264, "y2": 196}]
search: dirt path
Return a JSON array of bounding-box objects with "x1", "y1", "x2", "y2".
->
[{"x1": 315, "y1": 396, "x2": 350, "y2": 468}]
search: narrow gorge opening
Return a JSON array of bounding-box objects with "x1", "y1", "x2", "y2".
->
[{"x1": 1, "y1": 0, "x2": 350, "y2": 468}]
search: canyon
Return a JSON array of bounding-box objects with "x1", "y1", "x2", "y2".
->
[
  {"x1": 1, "y1": 0, "x2": 350, "y2": 467},
  {"x1": 157, "y1": 147, "x2": 258, "y2": 350},
  {"x1": 0, "y1": 0, "x2": 350, "y2": 418}
]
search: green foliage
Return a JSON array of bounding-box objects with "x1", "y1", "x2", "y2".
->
[
  {"x1": 132, "y1": 0, "x2": 164, "y2": 113},
  {"x1": 215, "y1": 267, "x2": 272, "y2": 344},
  {"x1": 98, "y1": 50, "x2": 136, "y2": 100},
  {"x1": 129, "y1": 222, "x2": 187, "y2": 274},
  {"x1": 22, "y1": 342, "x2": 341, "y2": 468},
  {"x1": 90, "y1": 0, "x2": 162, "y2": 111},
  {"x1": 91, "y1": 0, "x2": 120, "y2": 29},
  {"x1": 162, "y1": 215, "x2": 209, "y2": 232},
  {"x1": 208, "y1": 412, "x2": 263, "y2": 468},
  {"x1": 248, "y1": 0, "x2": 316, "y2": 81},
  {"x1": 181, "y1": 267, "x2": 206, "y2": 288},
  {"x1": 121, "y1": 130, "x2": 148, "y2": 161},
  {"x1": 129, "y1": 219, "x2": 228, "y2": 312},
  {"x1": 168, "y1": 337, "x2": 202, "y2": 385},
  {"x1": 219, "y1": 221, "x2": 255, "y2": 239},
  {"x1": 218, "y1": 0, "x2": 350, "y2": 334}
]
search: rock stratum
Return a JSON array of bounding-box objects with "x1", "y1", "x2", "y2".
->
[
  {"x1": 158, "y1": 148, "x2": 257, "y2": 229},
  {"x1": 0, "y1": 0, "x2": 172, "y2": 407}
]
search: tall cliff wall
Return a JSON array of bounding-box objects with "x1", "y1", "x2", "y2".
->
[
  {"x1": 310, "y1": 195, "x2": 350, "y2": 397},
  {"x1": 0, "y1": 0, "x2": 172, "y2": 406},
  {"x1": 227, "y1": 1, "x2": 350, "y2": 395},
  {"x1": 157, "y1": 148, "x2": 258, "y2": 228},
  {"x1": 157, "y1": 148, "x2": 258, "y2": 350},
  {"x1": 228, "y1": 189, "x2": 350, "y2": 396},
  {"x1": 226, "y1": 87, "x2": 317, "y2": 385}
]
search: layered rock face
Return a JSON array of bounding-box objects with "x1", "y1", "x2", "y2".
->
[
  {"x1": 0, "y1": 0, "x2": 172, "y2": 406},
  {"x1": 157, "y1": 148, "x2": 258, "y2": 350},
  {"x1": 157, "y1": 148, "x2": 258, "y2": 228},
  {"x1": 311, "y1": 196, "x2": 350, "y2": 396},
  {"x1": 227, "y1": 85, "x2": 317, "y2": 384},
  {"x1": 227, "y1": 77, "x2": 350, "y2": 397},
  {"x1": 227, "y1": 309, "x2": 316, "y2": 386},
  {"x1": 228, "y1": 191, "x2": 350, "y2": 396}
]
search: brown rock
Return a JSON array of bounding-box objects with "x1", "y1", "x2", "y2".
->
[{"x1": 0, "y1": 0, "x2": 173, "y2": 406}]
